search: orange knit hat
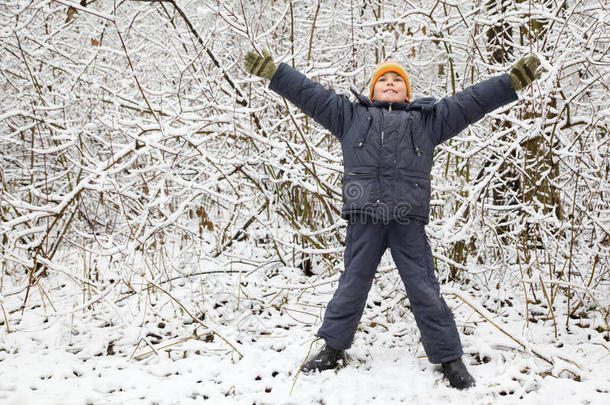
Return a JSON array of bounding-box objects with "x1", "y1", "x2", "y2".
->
[{"x1": 369, "y1": 61, "x2": 411, "y2": 101}]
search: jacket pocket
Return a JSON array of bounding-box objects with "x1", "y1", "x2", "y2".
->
[
  {"x1": 403, "y1": 112, "x2": 425, "y2": 158},
  {"x1": 345, "y1": 170, "x2": 374, "y2": 177},
  {"x1": 344, "y1": 166, "x2": 378, "y2": 179},
  {"x1": 353, "y1": 113, "x2": 373, "y2": 149},
  {"x1": 397, "y1": 176, "x2": 431, "y2": 218},
  {"x1": 411, "y1": 134, "x2": 423, "y2": 157},
  {"x1": 342, "y1": 168, "x2": 379, "y2": 210}
]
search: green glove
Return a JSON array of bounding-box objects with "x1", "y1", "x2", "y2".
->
[
  {"x1": 510, "y1": 55, "x2": 542, "y2": 91},
  {"x1": 244, "y1": 49, "x2": 277, "y2": 80}
]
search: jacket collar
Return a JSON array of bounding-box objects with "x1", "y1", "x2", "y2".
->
[
  {"x1": 350, "y1": 87, "x2": 436, "y2": 111},
  {"x1": 373, "y1": 100, "x2": 409, "y2": 110}
]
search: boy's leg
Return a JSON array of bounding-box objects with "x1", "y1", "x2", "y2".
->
[
  {"x1": 387, "y1": 220, "x2": 463, "y2": 363},
  {"x1": 316, "y1": 216, "x2": 388, "y2": 350}
]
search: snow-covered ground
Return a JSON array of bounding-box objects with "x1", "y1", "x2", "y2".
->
[{"x1": 1, "y1": 255, "x2": 608, "y2": 405}]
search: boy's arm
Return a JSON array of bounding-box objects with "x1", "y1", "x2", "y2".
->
[
  {"x1": 430, "y1": 55, "x2": 542, "y2": 145},
  {"x1": 268, "y1": 63, "x2": 354, "y2": 138},
  {"x1": 243, "y1": 50, "x2": 354, "y2": 139},
  {"x1": 430, "y1": 74, "x2": 518, "y2": 145}
]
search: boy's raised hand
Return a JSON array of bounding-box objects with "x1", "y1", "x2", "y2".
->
[
  {"x1": 510, "y1": 55, "x2": 542, "y2": 91},
  {"x1": 244, "y1": 49, "x2": 277, "y2": 80}
]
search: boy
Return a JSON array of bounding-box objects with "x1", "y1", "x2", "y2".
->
[{"x1": 244, "y1": 50, "x2": 541, "y2": 389}]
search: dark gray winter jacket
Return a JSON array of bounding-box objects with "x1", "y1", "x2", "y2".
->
[{"x1": 269, "y1": 62, "x2": 518, "y2": 224}]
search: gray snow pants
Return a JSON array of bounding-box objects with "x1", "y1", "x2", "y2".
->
[{"x1": 317, "y1": 216, "x2": 464, "y2": 364}]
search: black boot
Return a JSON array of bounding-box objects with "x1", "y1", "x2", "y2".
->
[
  {"x1": 301, "y1": 344, "x2": 346, "y2": 373},
  {"x1": 441, "y1": 357, "x2": 476, "y2": 389}
]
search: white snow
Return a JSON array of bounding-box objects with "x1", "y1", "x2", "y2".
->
[{"x1": 1, "y1": 259, "x2": 608, "y2": 405}]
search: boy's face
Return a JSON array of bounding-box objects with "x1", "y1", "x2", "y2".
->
[{"x1": 372, "y1": 71, "x2": 408, "y2": 103}]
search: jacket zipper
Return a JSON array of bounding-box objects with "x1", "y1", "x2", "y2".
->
[{"x1": 382, "y1": 104, "x2": 392, "y2": 145}]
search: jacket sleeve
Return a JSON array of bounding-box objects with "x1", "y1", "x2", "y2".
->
[
  {"x1": 268, "y1": 62, "x2": 355, "y2": 139},
  {"x1": 429, "y1": 73, "x2": 518, "y2": 145}
]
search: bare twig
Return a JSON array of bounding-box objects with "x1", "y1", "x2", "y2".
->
[{"x1": 145, "y1": 279, "x2": 243, "y2": 359}]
